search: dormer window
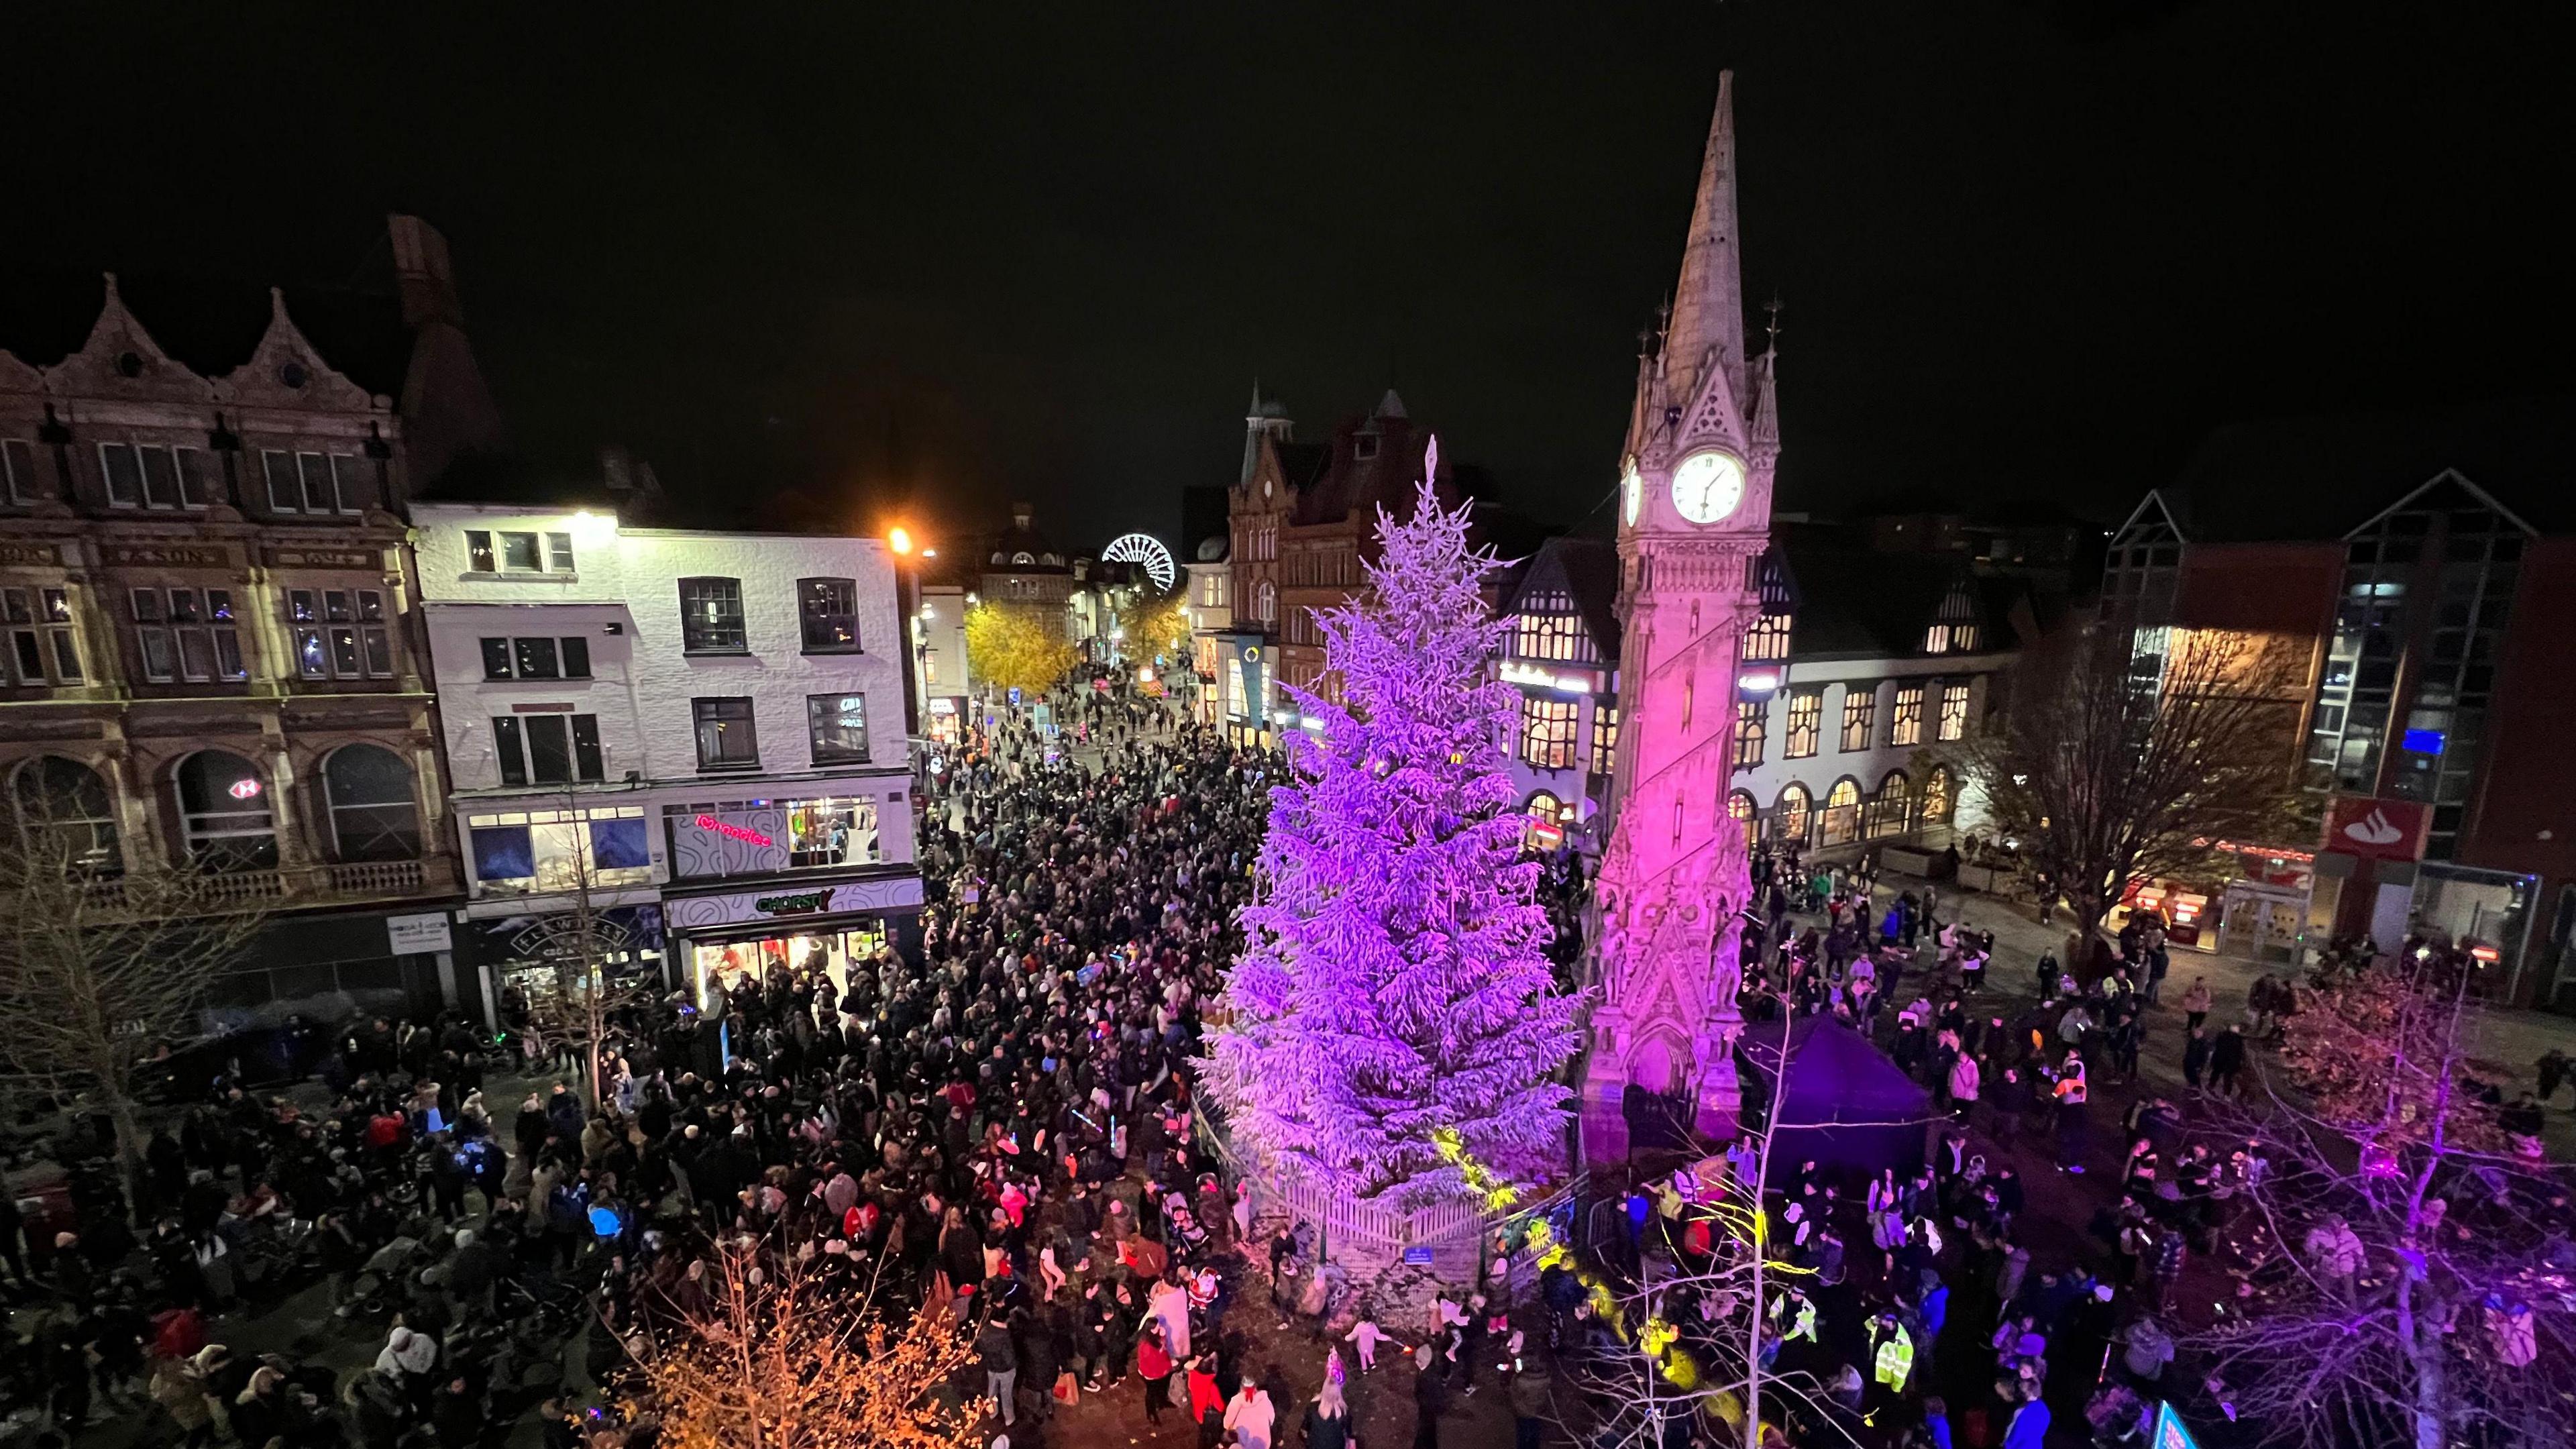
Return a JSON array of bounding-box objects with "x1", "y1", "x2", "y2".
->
[
  {"x1": 1353, "y1": 435, "x2": 1381, "y2": 461},
  {"x1": 1923, "y1": 578, "x2": 1980, "y2": 654}
]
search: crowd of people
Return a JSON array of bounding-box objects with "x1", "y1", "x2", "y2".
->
[
  {"x1": 0, "y1": 680, "x2": 1356, "y2": 1449},
  {"x1": 9, "y1": 682, "x2": 2573, "y2": 1449}
]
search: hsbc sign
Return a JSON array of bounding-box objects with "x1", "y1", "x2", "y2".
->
[{"x1": 2324, "y1": 796, "x2": 2430, "y2": 863}]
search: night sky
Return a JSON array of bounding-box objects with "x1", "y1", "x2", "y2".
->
[{"x1": 4, "y1": 3, "x2": 2567, "y2": 548}]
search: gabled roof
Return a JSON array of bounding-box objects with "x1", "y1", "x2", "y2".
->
[
  {"x1": 0, "y1": 268, "x2": 413, "y2": 400},
  {"x1": 1289, "y1": 413, "x2": 1445, "y2": 529},
  {"x1": 1501, "y1": 537, "x2": 1621, "y2": 661}
]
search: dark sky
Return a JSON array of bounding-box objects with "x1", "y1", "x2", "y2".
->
[{"x1": 5, "y1": 3, "x2": 2569, "y2": 548}]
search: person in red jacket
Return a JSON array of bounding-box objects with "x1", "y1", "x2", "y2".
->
[
  {"x1": 1186, "y1": 1352, "x2": 1223, "y2": 1445},
  {"x1": 1136, "y1": 1322, "x2": 1173, "y2": 1424}
]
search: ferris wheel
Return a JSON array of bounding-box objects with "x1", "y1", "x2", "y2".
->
[{"x1": 1102, "y1": 532, "x2": 1178, "y2": 591}]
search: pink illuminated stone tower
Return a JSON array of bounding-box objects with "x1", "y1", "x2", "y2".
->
[{"x1": 1582, "y1": 70, "x2": 1783, "y2": 1159}]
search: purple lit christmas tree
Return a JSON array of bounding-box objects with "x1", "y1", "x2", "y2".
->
[{"x1": 1208, "y1": 453, "x2": 1582, "y2": 1210}]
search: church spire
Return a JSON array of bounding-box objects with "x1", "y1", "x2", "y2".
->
[{"x1": 1660, "y1": 70, "x2": 1747, "y2": 426}]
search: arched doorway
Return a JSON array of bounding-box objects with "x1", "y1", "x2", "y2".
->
[
  {"x1": 1820, "y1": 777, "x2": 1862, "y2": 847},
  {"x1": 1725, "y1": 790, "x2": 1758, "y2": 850},
  {"x1": 1867, "y1": 771, "x2": 1911, "y2": 839},
  {"x1": 1775, "y1": 782, "x2": 1813, "y2": 847},
  {"x1": 1522, "y1": 790, "x2": 1572, "y2": 851}
]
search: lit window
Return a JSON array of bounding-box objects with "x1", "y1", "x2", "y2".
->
[
  {"x1": 1890, "y1": 684, "x2": 1925, "y2": 747},
  {"x1": 1732, "y1": 699, "x2": 1765, "y2": 768},
  {"x1": 286, "y1": 588, "x2": 392, "y2": 680},
  {"x1": 1840, "y1": 687, "x2": 1877, "y2": 752},
  {"x1": 1937, "y1": 682, "x2": 1971, "y2": 742},
  {"x1": 1741, "y1": 610, "x2": 1792, "y2": 662},
  {"x1": 1519, "y1": 696, "x2": 1578, "y2": 770},
  {"x1": 1783, "y1": 690, "x2": 1822, "y2": 759},
  {"x1": 807, "y1": 692, "x2": 871, "y2": 765},
  {"x1": 1727, "y1": 790, "x2": 1758, "y2": 848},
  {"x1": 1590, "y1": 702, "x2": 1621, "y2": 777}
]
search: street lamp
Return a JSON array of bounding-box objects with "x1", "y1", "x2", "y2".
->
[{"x1": 888, "y1": 525, "x2": 925, "y2": 743}]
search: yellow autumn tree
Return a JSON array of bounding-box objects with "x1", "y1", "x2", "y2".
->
[
  {"x1": 634, "y1": 1242, "x2": 979, "y2": 1449},
  {"x1": 964, "y1": 600, "x2": 1078, "y2": 697},
  {"x1": 1114, "y1": 581, "x2": 1193, "y2": 665}
]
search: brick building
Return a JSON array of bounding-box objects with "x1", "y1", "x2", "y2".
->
[
  {"x1": 0, "y1": 216, "x2": 504, "y2": 1022},
  {"x1": 2102, "y1": 400, "x2": 2576, "y2": 1004},
  {"x1": 1223, "y1": 386, "x2": 1456, "y2": 742}
]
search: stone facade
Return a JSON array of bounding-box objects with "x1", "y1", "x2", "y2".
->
[
  {"x1": 1584, "y1": 73, "x2": 1784, "y2": 1157},
  {"x1": 0, "y1": 224, "x2": 492, "y2": 1022}
]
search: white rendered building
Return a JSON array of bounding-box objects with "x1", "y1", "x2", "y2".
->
[{"x1": 411, "y1": 501, "x2": 920, "y2": 1032}]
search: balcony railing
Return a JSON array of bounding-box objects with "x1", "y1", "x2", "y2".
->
[
  {"x1": 60, "y1": 857, "x2": 455, "y2": 916},
  {"x1": 325, "y1": 859, "x2": 427, "y2": 896}
]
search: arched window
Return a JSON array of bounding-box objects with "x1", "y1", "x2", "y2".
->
[
  {"x1": 1869, "y1": 771, "x2": 1911, "y2": 839},
  {"x1": 1726, "y1": 790, "x2": 1758, "y2": 849},
  {"x1": 175, "y1": 751, "x2": 276, "y2": 869},
  {"x1": 1775, "y1": 782, "x2": 1812, "y2": 846},
  {"x1": 1256, "y1": 580, "x2": 1277, "y2": 625},
  {"x1": 1820, "y1": 776, "x2": 1863, "y2": 847},
  {"x1": 11, "y1": 756, "x2": 122, "y2": 873},
  {"x1": 1922, "y1": 765, "x2": 1953, "y2": 822},
  {"x1": 322, "y1": 744, "x2": 420, "y2": 862}
]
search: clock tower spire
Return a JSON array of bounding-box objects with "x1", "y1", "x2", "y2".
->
[{"x1": 1587, "y1": 69, "x2": 1781, "y2": 1159}]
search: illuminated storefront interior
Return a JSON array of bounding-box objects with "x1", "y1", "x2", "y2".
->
[{"x1": 690, "y1": 920, "x2": 891, "y2": 1008}]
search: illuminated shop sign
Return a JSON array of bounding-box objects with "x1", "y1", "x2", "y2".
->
[
  {"x1": 694, "y1": 813, "x2": 775, "y2": 849},
  {"x1": 1500, "y1": 660, "x2": 1601, "y2": 695}
]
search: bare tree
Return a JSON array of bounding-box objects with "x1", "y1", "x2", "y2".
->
[
  {"x1": 2182, "y1": 960, "x2": 2574, "y2": 1449},
  {"x1": 631, "y1": 1236, "x2": 979, "y2": 1449},
  {"x1": 1562, "y1": 1001, "x2": 1921, "y2": 1448},
  {"x1": 0, "y1": 810, "x2": 268, "y2": 1218},
  {"x1": 1959, "y1": 622, "x2": 2313, "y2": 951}
]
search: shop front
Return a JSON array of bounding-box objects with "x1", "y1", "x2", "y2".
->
[
  {"x1": 660, "y1": 873, "x2": 925, "y2": 1059},
  {"x1": 456, "y1": 902, "x2": 668, "y2": 1032},
  {"x1": 2108, "y1": 877, "x2": 2214, "y2": 948},
  {"x1": 1218, "y1": 633, "x2": 1273, "y2": 749},
  {"x1": 923, "y1": 696, "x2": 967, "y2": 747},
  {"x1": 2212, "y1": 843, "x2": 2316, "y2": 963}
]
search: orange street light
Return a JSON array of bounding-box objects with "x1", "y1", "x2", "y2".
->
[{"x1": 888, "y1": 525, "x2": 915, "y2": 556}]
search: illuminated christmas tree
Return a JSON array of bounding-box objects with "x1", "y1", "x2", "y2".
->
[{"x1": 1209, "y1": 451, "x2": 1580, "y2": 1210}]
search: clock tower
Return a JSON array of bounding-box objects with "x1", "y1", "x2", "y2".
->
[{"x1": 1583, "y1": 70, "x2": 1782, "y2": 1159}]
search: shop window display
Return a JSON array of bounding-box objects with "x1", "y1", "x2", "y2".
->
[
  {"x1": 692, "y1": 921, "x2": 890, "y2": 1010},
  {"x1": 665, "y1": 796, "x2": 883, "y2": 878},
  {"x1": 468, "y1": 804, "x2": 652, "y2": 894}
]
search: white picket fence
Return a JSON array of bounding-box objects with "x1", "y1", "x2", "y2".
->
[{"x1": 1193, "y1": 1104, "x2": 1582, "y2": 1286}]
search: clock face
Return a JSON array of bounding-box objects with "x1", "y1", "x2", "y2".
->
[
  {"x1": 1621, "y1": 461, "x2": 1643, "y2": 527},
  {"x1": 1670, "y1": 449, "x2": 1746, "y2": 525}
]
